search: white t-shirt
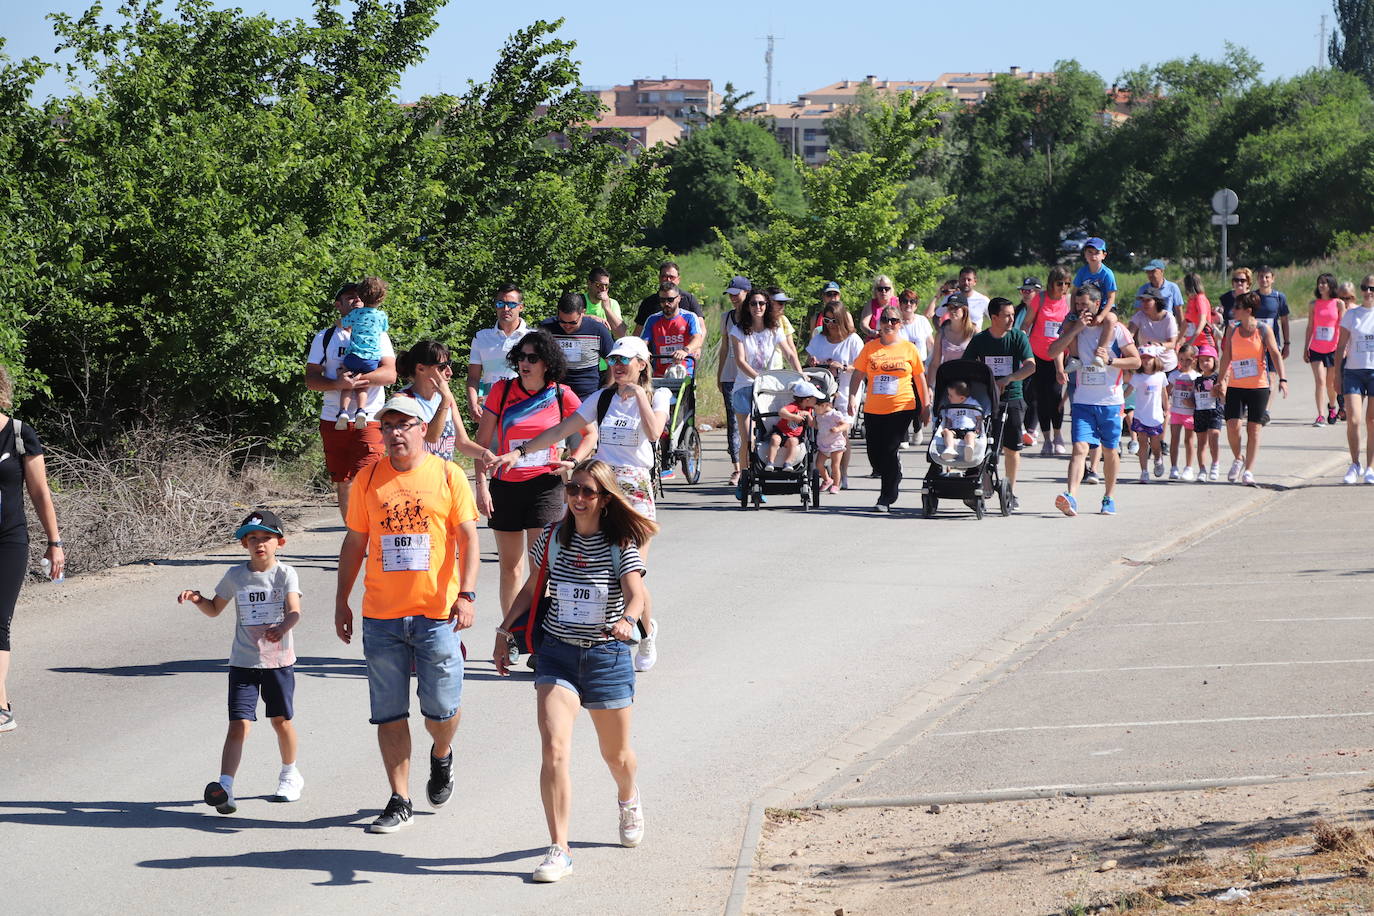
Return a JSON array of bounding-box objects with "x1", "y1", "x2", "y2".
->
[
  {"x1": 576, "y1": 386, "x2": 673, "y2": 470},
  {"x1": 937, "y1": 291, "x2": 990, "y2": 327},
  {"x1": 729, "y1": 325, "x2": 787, "y2": 394},
  {"x1": 806, "y1": 332, "x2": 865, "y2": 412},
  {"x1": 1131, "y1": 370, "x2": 1166, "y2": 427},
  {"x1": 1341, "y1": 306, "x2": 1374, "y2": 371},
  {"x1": 307, "y1": 325, "x2": 395, "y2": 421},
  {"x1": 1129, "y1": 311, "x2": 1180, "y2": 370},
  {"x1": 900, "y1": 315, "x2": 935, "y2": 361},
  {"x1": 469, "y1": 322, "x2": 529, "y2": 386},
  {"x1": 1072, "y1": 323, "x2": 1134, "y2": 407}
]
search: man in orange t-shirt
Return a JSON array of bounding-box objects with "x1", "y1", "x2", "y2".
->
[{"x1": 336, "y1": 396, "x2": 479, "y2": 834}]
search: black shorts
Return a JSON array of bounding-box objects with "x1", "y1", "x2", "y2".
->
[
  {"x1": 1193, "y1": 409, "x2": 1221, "y2": 433},
  {"x1": 1224, "y1": 387, "x2": 1270, "y2": 423},
  {"x1": 488, "y1": 474, "x2": 565, "y2": 532},
  {"x1": 1000, "y1": 398, "x2": 1026, "y2": 451},
  {"x1": 1307, "y1": 349, "x2": 1335, "y2": 368},
  {"x1": 228, "y1": 665, "x2": 295, "y2": 721}
]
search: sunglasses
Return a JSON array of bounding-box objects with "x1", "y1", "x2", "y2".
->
[
  {"x1": 515, "y1": 351, "x2": 542, "y2": 363},
  {"x1": 880, "y1": 316, "x2": 902, "y2": 325},
  {"x1": 495, "y1": 300, "x2": 522, "y2": 308},
  {"x1": 898, "y1": 298, "x2": 916, "y2": 305},
  {"x1": 659, "y1": 297, "x2": 679, "y2": 305},
  {"x1": 1363, "y1": 286, "x2": 1374, "y2": 293},
  {"x1": 607, "y1": 355, "x2": 635, "y2": 365},
  {"x1": 875, "y1": 285, "x2": 891, "y2": 291},
  {"x1": 431, "y1": 361, "x2": 452, "y2": 371},
  {"x1": 564, "y1": 482, "x2": 605, "y2": 499},
  {"x1": 822, "y1": 317, "x2": 837, "y2": 324},
  {"x1": 1231, "y1": 278, "x2": 1248, "y2": 284}
]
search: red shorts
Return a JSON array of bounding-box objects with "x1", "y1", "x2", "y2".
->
[{"x1": 319, "y1": 420, "x2": 384, "y2": 483}]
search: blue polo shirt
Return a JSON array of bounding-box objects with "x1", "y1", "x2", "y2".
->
[
  {"x1": 1135, "y1": 280, "x2": 1183, "y2": 313},
  {"x1": 1074, "y1": 265, "x2": 1118, "y2": 308}
]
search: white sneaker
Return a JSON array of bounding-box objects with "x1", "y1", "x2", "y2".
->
[
  {"x1": 618, "y1": 791, "x2": 644, "y2": 847},
  {"x1": 275, "y1": 768, "x2": 304, "y2": 802},
  {"x1": 1139, "y1": 470, "x2": 1149, "y2": 484},
  {"x1": 333, "y1": 412, "x2": 350, "y2": 430},
  {"x1": 352, "y1": 411, "x2": 369, "y2": 430},
  {"x1": 1126, "y1": 439, "x2": 1140, "y2": 456},
  {"x1": 532, "y1": 845, "x2": 573, "y2": 883},
  {"x1": 1168, "y1": 466, "x2": 1180, "y2": 480},
  {"x1": 840, "y1": 476, "x2": 850, "y2": 490},
  {"x1": 1053, "y1": 437, "x2": 1067, "y2": 456},
  {"x1": 633, "y1": 620, "x2": 657, "y2": 672},
  {"x1": 1209, "y1": 463, "x2": 1220, "y2": 481},
  {"x1": 1365, "y1": 467, "x2": 1374, "y2": 485},
  {"x1": 1241, "y1": 470, "x2": 1256, "y2": 486},
  {"x1": 1181, "y1": 466, "x2": 1196, "y2": 482},
  {"x1": 960, "y1": 443, "x2": 975, "y2": 463},
  {"x1": 941, "y1": 445, "x2": 957, "y2": 459},
  {"x1": 1153, "y1": 458, "x2": 1165, "y2": 478},
  {"x1": 1227, "y1": 459, "x2": 1243, "y2": 482},
  {"x1": 1344, "y1": 463, "x2": 1362, "y2": 485}
]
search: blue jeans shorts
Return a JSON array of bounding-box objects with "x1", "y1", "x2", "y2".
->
[
  {"x1": 342, "y1": 353, "x2": 381, "y2": 374},
  {"x1": 1071, "y1": 402, "x2": 1123, "y2": 449},
  {"x1": 362, "y1": 615, "x2": 464, "y2": 725},
  {"x1": 534, "y1": 635, "x2": 635, "y2": 710},
  {"x1": 731, "y1": 383, "x2": 755, "y2": 416},
  {"x1": 1342, "y1": 367, "x2": 1374, "y2": 398}
]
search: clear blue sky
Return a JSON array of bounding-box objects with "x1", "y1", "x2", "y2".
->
[{"x1": 4, "y1": 0, "x2": 1340, "y2": 104}]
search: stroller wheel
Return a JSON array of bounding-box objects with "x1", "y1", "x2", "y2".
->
[
  {"x1": 682, "y1": 426, "x2": 702, "y2": 484},
  {"x1": 922, "y1": 493, "x2": 937, "y2": 518},
  {"x1": 973, "y1": 496, "x2": 987, "y2": 520},
  {"x1": 997, "y1": 479, "x2": 1012, "y2": 517}
]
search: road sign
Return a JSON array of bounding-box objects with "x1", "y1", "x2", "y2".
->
[
  {"x1": 1211, "y1": 188, "x2": 1238, "y2": 215},
  {"x1": 1211, "y1": 214, "x2": 1239, "y2": 226}
]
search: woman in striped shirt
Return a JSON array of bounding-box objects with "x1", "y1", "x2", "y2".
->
[{"x1": 492, "y1": 459, "x2": 658, "y2": 884}]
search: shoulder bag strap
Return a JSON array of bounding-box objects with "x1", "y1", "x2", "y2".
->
[
  {"x1": 12, "y1": 418, "x2": 24, "y2": 455},
  {"x1": 596, "y1": 388, "x2": 616, "y2": 426}
]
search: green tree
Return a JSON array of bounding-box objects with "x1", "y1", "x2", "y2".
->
[
  {"x1": 1331, "y1": 0, "x2": 1374, "y2": 89},
  {"x1": 654, "y1": 111, "x2": 803, "y2": 252},
  {"x1": 717, "y1": 90, "x2": 950, "y2": 313}
]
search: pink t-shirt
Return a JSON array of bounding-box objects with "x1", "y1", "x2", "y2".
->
[
  {"x1": 483, "y1": 379, "x2": 582, "y2": 482},
  {"x1": 816, "y1": 411, "x2": 849, "y2": 453}
]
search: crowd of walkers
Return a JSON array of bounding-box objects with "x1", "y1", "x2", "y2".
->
[{"x1": 5, "y1": 248, "x2": 1374, "y2": 887}]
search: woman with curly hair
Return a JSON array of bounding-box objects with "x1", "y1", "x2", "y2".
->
[{"x1": 475, "y1": 329, "x2": 592, "y2": 619}]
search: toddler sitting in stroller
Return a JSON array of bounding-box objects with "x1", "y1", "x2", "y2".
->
[
  {"x1": 938, "y1": 379, "x2": 985, "y2": 464},
  {"x1": 765, "y1": 379, "x2": 822, "y2": 469}
]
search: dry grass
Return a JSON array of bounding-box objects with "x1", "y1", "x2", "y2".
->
[{"x1": 27, "y1": 425, "x2": 324, "y2": 576}]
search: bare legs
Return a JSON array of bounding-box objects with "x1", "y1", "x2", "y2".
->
[
  {"x1": 537, "y1": 685, "x2": 637, "y2": 848},
  {"x1": 378, "y1": 714, "x2": 460, "y2": 797}
]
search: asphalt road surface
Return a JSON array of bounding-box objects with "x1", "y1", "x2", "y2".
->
[{"x1": 3, "y1": 357, "x2": 1363, "y2": 914}]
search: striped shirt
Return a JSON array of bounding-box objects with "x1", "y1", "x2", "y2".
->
[{"x1": 530, "y1": 526, "x2": 645, "y2": 643}]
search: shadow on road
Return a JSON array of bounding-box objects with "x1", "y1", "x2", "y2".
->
[
  {"x1": 137, "y1": 845, "x2": 551, "y2": 885},
  {"x1": 50, "y1": 656, "x2": 365, "y2": 679},
  {"x1": 0, "y1": 799, "x2": 367, "y2": 835}
]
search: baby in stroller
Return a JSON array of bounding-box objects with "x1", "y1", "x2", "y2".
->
[
  {"x1": 765, "y1": 379, "x2": 822, "y2": 469},
  {"x1": 935, "y1": 380, "x2": 988, "y2": 466}
]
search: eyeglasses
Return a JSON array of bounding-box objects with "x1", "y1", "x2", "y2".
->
[
  {"x1": 880, "y1": 316, "x2": 903, "y2": 325},
  {"x1": 1362, "y1": 286, "x2": 1374, "y2": 293},
  {"x1": 898, "y1": 298, "x2": 915, "y2": 305},
  {"x1": 380, "y1": 419, "x2": 421, "y2": 435},
  {"x1": 564, "y1": 482, "x2": 606, "y2": 499},
  {"x1": 1231, "y1": 278, "x2": 1248, "y2": 285},
  {"x1": 659, "y1": 297, "x2": 679, "y2": 305},
  {"x1": 1053, "y1": 281, "x2": 1072, "y2": 287},
  {"x1": 607, "y1": 355, "x2": 635, "y2": 365},
  {"x1": 495, "y1": 300, "x2": 522, "y2": 308},
  {"x1": 875, "y1": 285, "x2": 891, "y2": 291},
  {"x1": 515, "y1": 351, "x2": 542, "y2": 363}
]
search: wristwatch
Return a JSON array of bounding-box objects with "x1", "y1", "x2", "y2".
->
[{"x1": 458, "y1": 591, "x2": 477, "y2": 602}]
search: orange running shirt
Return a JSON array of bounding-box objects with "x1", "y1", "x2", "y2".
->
[
  {"x1": 346, "y1": 454, "x2": 478, "y2": 620},
  {"x1": 1227, "y1": 326, "x2": 1268, "y2": 390},
  {"x1": 854, "y1": 339, "x2": 926, "y2": 414}
]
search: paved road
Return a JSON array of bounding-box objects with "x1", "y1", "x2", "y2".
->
[{"x1": 3, "y1": 355, "x2": 1359, "y2": 914}]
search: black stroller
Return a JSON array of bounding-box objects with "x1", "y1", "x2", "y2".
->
[
  {"x1": 738, "y1": 368, "x2": 835, "y2": 511},
  {"x1": 919, "y1": 359, "x2": 1012, "y2": 519}
]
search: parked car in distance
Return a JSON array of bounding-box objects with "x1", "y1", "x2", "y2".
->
[{"x1": 1059, "y1": 229, "x2": 1089, "y2": 254}]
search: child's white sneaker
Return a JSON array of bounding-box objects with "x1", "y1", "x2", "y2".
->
[
  {"x1": 334, "y1": 412, "x2": 350, "y2": 430},
  {"x1": 352, "y1": 411, "x2": 370, "y2": 430},
  {"x1": 1168, "y1": 465, "x2": 1180, "y2": 480},
  {"x1": 941, "y1": 444, "x2": 957, "y2": 459},
  {"x1": 274, "y1": 767, "x2": 304, "y2": 802},
  {"x1": 1181, "y1": 466, "x2": 1197, "y2": 482},
  {"x1": 960, "y1": 443, "x2": 975, "y2": 463},
  {"x1": 1139, "y1": 470, "x2": 1150, "y2": 484}
]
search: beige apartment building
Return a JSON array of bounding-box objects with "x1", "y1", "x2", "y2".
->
[
  {"x1": 549, "y1": 114, "x2": 683, "y2": 155},
  {"x1": 585, "y1": 78, "x2": 721, "y2": 132}
]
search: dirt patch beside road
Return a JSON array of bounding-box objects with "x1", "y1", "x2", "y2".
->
[{"x1": 750, "y1": 776, "x2": 1374, "y2": 914}]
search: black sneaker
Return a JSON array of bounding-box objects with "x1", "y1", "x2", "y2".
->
[
  {"x1": 1260, "y1": 410, "x2": 1271, "y2": 426},
  {"x1": 1008, "y1": 493, "x2": 1020, "y2": 512},
  {"x1": 368, "y1": 793, "x2": 413, "y2": 833},
  {"x1": 426, "y1": 748, "x2": 454, "y2": 808}
]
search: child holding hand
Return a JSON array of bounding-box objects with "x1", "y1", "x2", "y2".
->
[{"x1": 178, "y1": 509, "x2": 303, "y2": 815}]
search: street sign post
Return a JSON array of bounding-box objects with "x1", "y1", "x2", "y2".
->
[{"x1": 1212, "y1": 188, "x2": 1239, "y2": 272}]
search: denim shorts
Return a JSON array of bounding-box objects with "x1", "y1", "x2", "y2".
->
[
  {"x1": 1342, "y1": 367, "x2": 1374, "y2": 397},
  {"x1": 362, "y1": 615, "x2": 464, "y2": 725},
  {"x1": 731, "y1": 383, "x2": 755, "y2": 415},
  {"x1": 534, "y1": 635, "x2": 634, "y2": 710},
  {"x1": 1071, "y1": 402, "x2": 1123, "y2": 449},
  {"x1": 342, "y1": 353, "x2": 380, "y2": 374}
]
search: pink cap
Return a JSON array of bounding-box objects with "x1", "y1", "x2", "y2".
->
[{"x1": 1197, "y1": 344, "x2": 1218, "y2": 358}]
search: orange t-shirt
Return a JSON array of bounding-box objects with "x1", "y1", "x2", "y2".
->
[
  {"x1": 854, "y1": 339, "x2": 927, "y2": 414},
  {"x1": 1226, "y1": 326, "x2": 1268, "y2": 390},
  {"x1": 345, "y1": 454, "x2": 478, "y2": 620}
]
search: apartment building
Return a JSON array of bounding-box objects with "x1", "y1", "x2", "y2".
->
[
  {"x1": 585, "y1": 78, "x2": 720, "y2": 132},
  {"x1": 549, "y1": 114, "x2": 683, "y2": 155}
]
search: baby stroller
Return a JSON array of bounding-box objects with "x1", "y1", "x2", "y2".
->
[
  {"x1": 738, "y1": 368, "x2": 836, "y2": 511},
  {"x1": 652, "y1": 365, "x2": 702, "y2": 498},
  {"x1": 919, "y1": 359, "x2": 1012, "y2": 519}
]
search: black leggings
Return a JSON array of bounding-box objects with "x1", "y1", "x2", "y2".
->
[
  {"x1": 1031, "y1": 357, "x2": 1064, "y2": 435},
  {"x1": 864, "y1": 410, "x2": 915, "y2": 506},
  {"x1": 0, "y1": 543, "x2": 27, "y2": 652}
]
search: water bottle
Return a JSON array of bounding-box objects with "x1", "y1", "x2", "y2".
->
[{"x1": 40, "y1": 557, "x2": 64, "y2": 583}]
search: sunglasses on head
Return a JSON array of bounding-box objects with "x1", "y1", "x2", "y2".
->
[
  {"x1": 564, "y1": 482, "x2": 605, "y2": 499},
  {"x1": 515, "y1": 351, "x2": 542, "y2": 363},
  {"x1": 607, "y1": 354, "x2": 635, "y2": 365}
]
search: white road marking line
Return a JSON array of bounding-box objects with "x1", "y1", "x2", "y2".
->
[
  {"x1": 935, "y1": 711, "x2": 1374, "y2": 737},
  {"x1": 1089, "y1": 748, "x2": 1123, "y2": 756},
  {"x1": 1035, "y1": 658, "x2": 1374, "y2": 675},
  {"x1": 1083, "y1": 616, "x2": 1374, "y2": 628},
  {"x1": 1130, "y1": 578, "x2": 1351, "y2": 587}
]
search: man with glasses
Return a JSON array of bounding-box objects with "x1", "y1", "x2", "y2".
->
[
  {"x1": 335, "y1": 396, "x2": 480, "y2": 834},
  {"x1": 466, "y1": 283, "x2": 529, "y2": 423},
  {"x1": 585, "y1": 266, "x2": 625, "y2": 338},
  {"x1": 934, "y1": 267, "x2": 991, "y2": 328},
  {"x1": 633, "y1": 261, "x2": 701, "y2": 335},
  {"x1": 306, "y1": 283, "x2": 398, "y2": 521},
  {"x1": 540, "y1": 293, "x2": 614, "y2": 401},
  {"x1": 640, "y1": 283, "x2": 704, "y2": 378}
]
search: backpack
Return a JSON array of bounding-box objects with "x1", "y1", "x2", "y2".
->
[{"x1": 521, "y1": 522, "x2": 625, "y2": 653}]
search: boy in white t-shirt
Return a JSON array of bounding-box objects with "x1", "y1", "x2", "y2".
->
[
  {"x1": 177, "y1": 510, "x2": 303, "y2": 816},
  {"x1": 938, "y1": 380, "x2": 984, "y2": 463}
]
